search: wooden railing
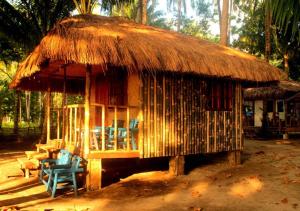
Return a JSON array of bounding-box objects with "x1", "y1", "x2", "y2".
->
[
  {"x1": 62, "y1": 104, "x2": 139, "y2": 153},
  {"x1": 50, "y1": 108, "x2": 63, "y2": 140}
]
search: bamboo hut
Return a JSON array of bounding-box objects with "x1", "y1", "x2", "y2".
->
[
  {"x1": 244, "y1": 80, "x2": 300, "y2": 138},
  {"x1": 10, "y1": 15, "x2": 282, "y2": 190}
]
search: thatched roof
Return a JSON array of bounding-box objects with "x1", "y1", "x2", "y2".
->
[
  {"x1": 244, "y1": 80, "x2": 300, "y2": 100},
  {"x1": 10, "y1": 14, "x2": 283, "y2": 90}
]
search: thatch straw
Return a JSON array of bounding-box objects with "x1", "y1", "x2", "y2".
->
[
  {"x1": 244, "y1": 80, "x2": 300, "y2": 99},
  {"x1": 10, "y1": 14, "x2": 283, "y2": 89}
]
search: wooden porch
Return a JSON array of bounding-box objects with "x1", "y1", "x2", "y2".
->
[{"x1": 49, "y1": 103, "x2": 141, "y2": 157}]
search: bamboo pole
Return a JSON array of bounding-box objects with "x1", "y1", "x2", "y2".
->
[
  {"x1": 46, "y1": 86, "x2": 51, "y2": 144},
  {"x1": 162, "y1": 76, "x2": 166, "y2": 156},
  {"x1": 223, "y1": 111, "x2": 226, "y2": 151},
  {"x1": 74, "y1": 107, "x2": 77, "y2": 145},
  {"x1": 114, "y1": 106, "x2": 117, "y2": 151},
  {"x1": 206, "y1": 111, "x2": 209, "y2": 153},
  {"x1": 239, "y1": 84, "x2": 243, "y2": 150},
  {"x1": 57, "y1": 109, "x2": 60, "y2": 139},
  {"x1": 179, "y1": 78, "x2": 183, "y2": 155},
  {"x1": 147, "y1": 76, "x2": 151, "y2": 157},
  {"x1": 69, "y1": 107, "x2": 73, "y2": 144},
  {"x1": 235, "y1": 83, "x2": 238, "y2": 151},
  {"x1": 214, "y1": 111, "x2": 217, "y2": 152},
  {"x1": 62, "y1": 67, "x2": 67, "y2": 147},
  {"x1": 171, "y1": 77, "x2": 175, "y2": 156},
  {"x1": 154, "y1": 77, "x2": 157, "y2": 156},
  {"x1": 84, "y1": 65, "x2": 91, "y2": 157},
  {"x1": 126, "y1": 107, "x2": 130, "y2": 151},
  {"x1": 101, "y1": 105, "x2": 105, "y2": 151}
]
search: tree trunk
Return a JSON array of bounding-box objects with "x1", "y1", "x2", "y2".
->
[
  {"x1": 19, "y1": 93, "x2": 22, "y2": 123},
  {"x1": 217, "y1": 0, "x2": 221, "y2": 27},
  {"x1": 139, "y1": 0, "x2": 147, "y2": 24},
  {"x1": 220, "y1": 0, "x2": 229, "y2": 46},
  {"x1": 25, "y1": 91, "x2": 31, "y2": 123},
  {"x1": 265, "y1": 2, "x2": 271, "y2": 62},
  {"x1": 14, "y1": 90, "x2": 21, "y2": 134},
  {"x1": 0, "y1": 98, "x2": 3, "y2": 129},
  {"x1": 283, "y1": 50, "x2": 289, "y2": 76},
  {"x1": 40, "y1": 92, "x2": 49, "y2": 144},
  {"x1": 177, "y1": 0, "x2": 182, "y2": 32},
  {"x1": 39, "y1": 92, "x2": 43, "y2": 127},
  {"x1": 228, "y1": 0, "x2": 233, "y2": 44}
]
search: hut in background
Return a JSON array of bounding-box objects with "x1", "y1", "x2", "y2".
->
[
  {"x1": 244, "y1": 80, "x2": 300, "y2": 138},
  {"x1": 10, "y1": 15, "x2": 282, "y2": 190}
]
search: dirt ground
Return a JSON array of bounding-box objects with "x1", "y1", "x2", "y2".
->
[{"x1": 1, "y1": 138, "x2": 300, "y2": 211}]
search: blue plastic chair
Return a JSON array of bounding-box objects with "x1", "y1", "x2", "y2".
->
[
  {"x1": 40, "y1": 149, "x2": 72, "y2": 188},
  {"x1": 94, "y1": 120, "x2": 125, "y2": 150},
  {"x1": 117, "y1": 119, "x2": 139, "y2": 150},
  {"x1": 47, "y1": 155, "x2": 84, "y2": 198}
]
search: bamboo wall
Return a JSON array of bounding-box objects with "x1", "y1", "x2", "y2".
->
[{"x1": 141, "y1": 73, "x2": 243, "y2": 158}]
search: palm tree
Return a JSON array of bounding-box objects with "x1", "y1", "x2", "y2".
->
[
  {"x1": 220, "y1": 0, "x2": 229, "y2": 46},
  {"x1": 264, "y1": 0, "x2": 271, "y2": 62},
  {"x1": 269, "y1": 0, "x2": 300, "y2": 41},
  {"x1": 140, "y1": 0, "x2": 148, "y2": 24},
  {"x1": 269, "y1": 0, "x2": 300, "y2": 74},
  {"x1": 167, "y1": 0, "x2": 187, "y2": 31}
]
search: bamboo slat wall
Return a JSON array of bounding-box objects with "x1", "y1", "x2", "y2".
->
[{"x1": 141, "y1": 73, "x2": 243, "y2": 158}]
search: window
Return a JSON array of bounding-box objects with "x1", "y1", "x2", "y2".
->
[
  {"x1": 108, "y1": 72, "x2": 127, "y2": 105},
  {"x1": 266, "y1": 100, "x2": 273, "y2": 112},
  {"x1": 277, "y1": 100, "x2": 284, "y2": 112},
  {"x1": 207, "y1": 81, "x2": 233, "y2": 111}
]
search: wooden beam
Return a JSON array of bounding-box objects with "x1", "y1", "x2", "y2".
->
[
  {"x1": 57, "y1": 109, "x2": 60, "y2": 139},
  {"x1": 114, "y1": 106, "x2": 117, "y2": 151},
  {"x1": 101, "y1": 105, "x2": 105, "y2": 151},
  {"x1": 62, "y1": 67, "x2": 67, "y2": 147},
  {"x1": 87, "y1": 151, "x2": 140, "y2": 159},
  {"x1": 84, "y1": 65, "x2": 91, "y2": 157},
  {"x1": 126, "y1": 107, "x2": 130, "y2": 151}
]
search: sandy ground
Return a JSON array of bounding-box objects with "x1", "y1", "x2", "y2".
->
[{"x1": 1, "y1": 139, "x2": 300, "y2": 211}]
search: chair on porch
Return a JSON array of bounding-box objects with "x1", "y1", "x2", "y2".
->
[
  {"x1": 93, "y1": 120, "x2": 125, "y2": 150},
  {"x1": 46, "y1": 155, "x2": 84, "y2": 198},
  {"x1": 116, "y1": 119, "x2": 139, "y2": 150}
]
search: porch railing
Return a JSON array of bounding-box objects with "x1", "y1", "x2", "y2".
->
[{"x1": 63, "y1": 104, "x2": 139, "y2": 153}]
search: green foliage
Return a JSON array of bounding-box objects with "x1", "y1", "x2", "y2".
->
[
  {"x1": 0, "y1": 61, "x2": 17, "y2": 122},
  {"x1": 0, "y1": 0, "x2": 75, "y2": 53},
  {"x1": 232, "y1": 0, "x2": 266, "y2": 56},
  {"x1": 111, "y1": 0, "x2": 171, "y2": 29},
  {"x1": 232, "y1": 0, "x2": 300, "y2": 80},
  {"x1": 179, "y1": 0, "x2": 218, "y2": 42},
  {"x1": 269, "y1": 0, "x2": 300, "y2": 42}
]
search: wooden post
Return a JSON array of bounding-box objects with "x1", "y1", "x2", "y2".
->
[
  {"x1": 57, "y1": 109, "x2": 60, "y2": 139},
  {"x1": 84, "y1": 65, "x2": 91, "y2": 157},
  {"x1": 86, "y1": 158, "x2": 102, "y2": 190},
  {"x1": 62, "y1": 67, "x2": 67, "y2": 147},
  {"x1": 46, "y1": 86, "x2": 51, "y2": 144},
  {"x1": 114, "y1": 107, "x2": 117, "y2": 151},
  {"x1": 126, "y1": 107, "x2": 130, "y2": 151},
  {"x1": 101, "y1": 105, "x2": 105, "y2": 151},
  {"x1": 169, "y1": 155, "x2": 185, "y2": 176},
  {"x1": 228, "y1": 150, "x2": 241, "y2": 166}
]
